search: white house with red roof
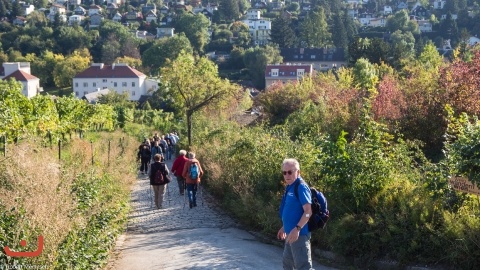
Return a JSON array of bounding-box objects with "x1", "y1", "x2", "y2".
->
[
  {"x1": 265, "y1": 64, "x2": 313, "y2": 88},
  {"x1": 72, "y1": 63, "x2": 159, "y2": 101},
  {"x1": 1, "y1": 62, "x2": 41, "y2": 98}
]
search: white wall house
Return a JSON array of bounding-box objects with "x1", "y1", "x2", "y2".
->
[
  {"x1": 23, "y1": 4, "x2": 35, "y2": 15},
  {"x1": 242, "y1": 18, "x2": 271, "y2": 46},
  {"x1": 417, "y1": 20, "x2": 432, "y2": 32},
  {"x1": 383, "y1": 5, "x2": 392, "y2": 15},
  {"x1": 246, "y1": 9, "x2": 261, "y2": 20},
  {"x1": 73, "y1": 63, "x2": 149, "y2": 101},
  {"x1": 1, "y1": 62, "x2": 41, "y2": 98},
  {"x1": 69, "y1": 15, "x2": 84, "y2": 25}
]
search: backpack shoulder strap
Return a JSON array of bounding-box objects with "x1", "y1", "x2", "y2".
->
[{"x1": 294, "y1": 179, "x2": 306, "y2": 199}]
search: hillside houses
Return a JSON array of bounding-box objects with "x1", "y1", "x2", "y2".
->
[{"x1": 73, "y1": 63, "x2": 159, "y2": 101}]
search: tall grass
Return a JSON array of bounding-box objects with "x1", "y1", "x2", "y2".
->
[{"x1": 0, "y1": 130, "x2": 138, "y2": 268}]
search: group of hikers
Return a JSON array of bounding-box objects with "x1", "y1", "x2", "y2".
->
[{"x1": 137, "y1": 131, "x2": 204, "y2": 209}]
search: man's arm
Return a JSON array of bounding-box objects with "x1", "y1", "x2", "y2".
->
[{"x1": 286, "y1": 203, "x2": 312, "y2": 244}]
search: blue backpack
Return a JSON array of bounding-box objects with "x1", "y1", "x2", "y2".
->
[
  {"x1": 294, "y1": 181, "x2": 330, "y2": 231},
  {"x1": 189, "y1": 162, "x2": 199, "y2": 180}
]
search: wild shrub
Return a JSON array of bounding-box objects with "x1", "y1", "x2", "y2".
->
[{"x1": 0, "y1": 131, "x2": 137, "y2": 267}]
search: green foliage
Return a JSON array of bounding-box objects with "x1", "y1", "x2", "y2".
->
[
  {"x1": 141, "y1": 33, "x2": 193, "y2": 74},
  {"x1": 0, "y1": 80, "x2": 32, "y2": 140},
  {"x1": 0, "y1": 205, "x2": 36, "y2": 265},
  {"x1": 55, "y1": 208, "x2": 127, "y2": 269},
  {"x1": 300, "y1": 7, "x2": 331, "y2": 48},
  {"x1": 444, "y1": 108, "x2": 480, "y2": 186},
  {"x1": 174, "y1": 13, "x2": 210, "y2": 54}
]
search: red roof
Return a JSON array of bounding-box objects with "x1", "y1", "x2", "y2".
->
[
  {"x1": 3, "y1": 70, "x2": 38, "y2": 81},
  {"x1": 265, "y1": 64, "x2": 313, "y2": 77},
  {"x1": 74, "y1": 64, "x2": 146, "y2": 78}
]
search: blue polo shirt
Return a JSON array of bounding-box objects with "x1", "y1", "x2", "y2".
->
[{"x1": 281, "y1": 178, "x2": 312, "y2": 236}]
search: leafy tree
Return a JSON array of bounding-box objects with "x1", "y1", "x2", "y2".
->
[
  {"x1": 158, "y1": 51, "x2": 240, "y2": 145},
  {"x1": 286, "y1": 2, "x2": 300, "y2": 12},
  {"x1": 352, "y1": 58, "x2": 379, "y2": 98},
  {"x1": 227, "y1": 46, "x2": 246, "y2": 69},
  {"x1": 173, "y1": 12, "x2": 210, "y2": 54},
  {"x1": 26, "y1": 10, "x2": 48, "y2": 28},
  {"x1": 10, "y1": 0, "x2": 23, "y2": 19},
  {"x1": 270, "y1": 15, "x2": 297, "y2": 48},
  {"x1": 386, "y1": 9, "x2": 420, "y2": 34},
  {"x1": 332, "y1": 13, "x2": 348, "y2": 49},
  {"x1": 0, "y1": 79, "x2": 32, "y2": 140},
  {"x1": 55, "y1": 25, "x2": 93, "y2": 55},
  {"x1": 114, "y1": 56, "x2": 143, "y2": 71},
  {"x1": 243, "y1": 45, "x2": 283, "y2": 89},
  {"x1": 439, "y1": 50, "x2": 480, "y2": 116},
  {"x1": 142, "y1": 33, "x2": 193, "y2": 74},
  {"x1": 348, "y1": 37, "x2": 390, "y2": 66},
  {"x1": 53, "y1": 49, "x2": 91, "y2": 88},
  {"x1": 23, "y1": 51, "x2": 62, "y2": 88},
  {"x1": 438, "y1": 12, "x2": 460, "y2": 46},
  {"x1": 0, "y1": 0, "x2": 7, "y2": 18},
  {"x1": 229, "y1": 21, "x2": 251, "y2": 48},
  {"x1": 218, "y1": 0, "x2": 241, "y2": 22},
  {"x1": 389, "y1": 30, "x2": 416, "y2": 68},
  {"x1": 28, "y1": 95, "x2": 59, "y2": 136},
  {"x1": 101, "y1": 34, "x2": 122, "y2": 64},
  {"x1": 343, "y1": 12, "x2": 358, "y2": 43},
  {"x1": 300, "y1": 8, "x2": 331, "y2": 48}
]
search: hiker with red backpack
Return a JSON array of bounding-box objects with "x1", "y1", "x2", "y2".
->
[{"x1": 182, "y1": 152, "x2": 204, "y2": 209}]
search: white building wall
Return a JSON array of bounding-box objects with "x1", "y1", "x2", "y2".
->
[
  {"x1": 73, "y1": 77, "x2": 147, "y2": 101},
  {"x1": 3, "y1": 62, "x2": 31, "y2": 76},
  {"x1": 24, "y1": 78, "x2": 40, "y2": 99}
]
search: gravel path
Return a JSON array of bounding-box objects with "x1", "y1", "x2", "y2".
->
[{"x1": 106, "y1": 158, "x2": 337, "y2": 270}]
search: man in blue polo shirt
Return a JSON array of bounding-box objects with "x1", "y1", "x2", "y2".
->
[{"x1": 277, "y1": 158, "x2": 313, "y2": 270}]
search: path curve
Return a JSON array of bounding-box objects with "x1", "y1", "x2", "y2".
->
[{"x1": 106, "y1": 158, "x2": 337, "y2": 270}]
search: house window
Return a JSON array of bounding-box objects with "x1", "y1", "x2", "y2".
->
[
  {"x1": 122, "y1": 82, "x2": 127, "y2": 87},
  {"x1": 84, "y1": 91, "x2": 88, "y2": 95},
  {"x1": 93, "y1": 82, "x2": 96, "y2": 87},
  {"x1": 83, "y1": 82, "x2": 88, "y2": 87},
  {"x1": 75, "y1": 82, "x2": 78, "y2": 87},
  {"x1": 132, "y1": 91, "x2": 136, "y2": 96},
  {"x1": 297, "y1": 69, "x2": 305, "y2": 77},
  {"x1": 114, "y1": 82, "x2": 117, "y2": 87},
  {"x1": 75, "y1": 91, "x2": 79, "y2": 96},
  {"x1": 103, "y1": 79, "x2": 107, "y2": 83},
  {"x1": 311, "y1": 55, "x2": 316, "y2": 59},
  {"x1": 271, "y1": 69, "x2": 279, "y2": 76},
  {"x1": 132, "y1": 82, "x2": 135, "y2": 87}
]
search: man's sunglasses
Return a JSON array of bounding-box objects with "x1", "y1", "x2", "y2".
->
[{"x1": 282, "y1": 170, "x2": 296, "y2": 175}]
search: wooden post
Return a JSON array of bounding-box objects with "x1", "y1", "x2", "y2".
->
[
  {"x1": 58, "y1": 139, "x2": 61, "y2": 160},
  {"x1": 2, "y1": 135, "x2": 6, "y2": 157},
  {"x1": 48, "y1": 131, "x2": 52, "y2": 149},
  {"x1": 91, "y1": 141, "x2": 94, "y2": 166},
  {"x1": 108, "y1": 140, "x2": 111, "y2": 166}
]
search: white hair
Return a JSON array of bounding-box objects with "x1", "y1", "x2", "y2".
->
[
  {"x1": 282, "y1": 158, "x2": 300, "y2": 170},
  {"x1": 179, "y1": 150, "x2": 187, "y2": 156}
]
